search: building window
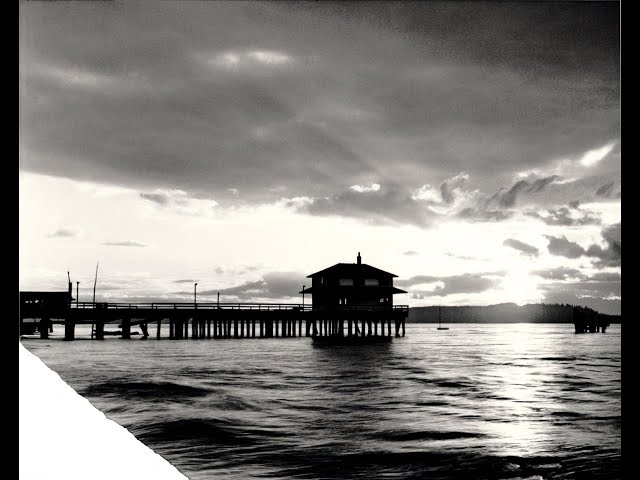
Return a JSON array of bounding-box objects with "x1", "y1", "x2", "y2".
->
[
  {"x1": 339, "y1": 278, "x2": 353, "y2": 286},
  {"x1": 365, "y1": 278, "x2": 379, "y2": 286}
]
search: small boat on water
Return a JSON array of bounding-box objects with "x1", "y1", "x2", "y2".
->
[
  {"x1": 437, "y1": 306, "x2": 449, "y2": 330},
  {"x1": 312, "y1": 335, "x2": 392, "y2": 346}
]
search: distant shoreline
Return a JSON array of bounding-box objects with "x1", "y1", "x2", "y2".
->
[
  {"x1": 407, "y1": 320, "x2": 622, "y2": 324},
  {"x1": 408, "y1": 303, "x2": 621, "y2": 324}
]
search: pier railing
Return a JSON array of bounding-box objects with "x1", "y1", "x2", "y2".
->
[
  {"x1": 70, "y1": 302, "x2": 313, "y2": 311},
  {"x1": 69, "y1": 302, "x2": 409, "y2": 312}
]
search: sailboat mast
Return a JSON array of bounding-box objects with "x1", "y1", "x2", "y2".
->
[{"x1": 92, "y1": 262, "x2": 99, "y2": 304}]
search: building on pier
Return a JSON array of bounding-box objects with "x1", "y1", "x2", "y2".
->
[
  {"x1": 299, "y1": 252, "x2": 407, "y2": 309},
  {"x1": 19, "y1": 258, "x2": 409, "y2": 341},
  {"x1": 19, "y1": 286, "x2": 74, "y2": 336}
]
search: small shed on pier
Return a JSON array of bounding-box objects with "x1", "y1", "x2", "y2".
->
[{"x1": 300, "y1": 253, "x2": 407, "y2": 309}]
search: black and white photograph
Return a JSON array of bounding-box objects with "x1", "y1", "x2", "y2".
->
[{"x1": 19, "y1": 1, "x2": 621, "y2": 479}]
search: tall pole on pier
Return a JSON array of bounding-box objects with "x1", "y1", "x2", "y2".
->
[
  {"x1": 91, "y1": 262, "x2": 99, "y2": 339},
  {"x1": 302, "y1": 285, "x2": 305, "y2": 308},
  {"x1": 92, "y1": 262, "x2": 99, "y2": 305},
  {"x1": 217, "y1": 292, "x2": 220, "y2": 308},
  {"x1": 194, "y1": 283, "x2": 197, "y2": 306},
  {"x1": 76, "y1": 282, "x2": 79, "y2": 306}
]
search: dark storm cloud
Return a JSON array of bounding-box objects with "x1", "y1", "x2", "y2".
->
[
  {"x1": 140, "y1": 192, "x2": 170, "y2": 205},
  {"x1": 532, "y1": 267, "x2": 585, "y2": 281},
  {"x1": 191, "y1": 271, "x2": 307, "y2": 301},
  {"x1": 174, "y1": 279, "x2": 196, "y2": 284},
  {"x1": 545, "y1": 235, "x2": 585, "y2": 259},
  {"x1": 457, "y1": 208, "x2": 513, "y2": 222},
  {"x1": 527, "y1": 176, "x2": 560, "y2": 194},
  {"x1": 20, "y1": 2, "x2": 619, "y2": 207},
  {"x1": 46, "y1": 228, "x2": 78, "y2": 238},
  {"x1": 596, "y1": 182, "x2": 616, "y2": 198},
  {"x1": 496, "y1": 176, "x2": 559, "y2": 208},
  {"x1": 499, "y1": 180, "x2": 531, "y2": 208},
  {"x1": 588, "y1": 272, "x2": 621, "y2": 282},
  {"x1": 544, "y1": 223, "x2": 621, "y2": 267},
  {"x1": 403, "y1": 251, "x2": 418, "y2": 256},
  {"x1": 298, "y1": 184, "x2": 431, "y2": 226},
  {"x1": 396, "y1": 273, "x2": 502, "y2": 296},
  {"x1": 453, "y1": 174, "x2": 561, "y2": 222},
  {"x1": 503, "y1": 239, "x2": 539, "y2": 257},
  {"x1": 524, "y1": 206, "x2": 601, "y2": 226},
  {"x1": 586, "y1": 222, "x2": 621, "y2": 268},
  {"x1": 484, "y1": 175, "x2": 620, "y2": 214},
  {"x1": 102, "y1": 241, "x2": 148, "y2": 247}
]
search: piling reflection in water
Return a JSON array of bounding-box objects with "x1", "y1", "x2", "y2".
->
[{"x1": 22, "y1": 324, "x2": 620, "y2": 480}]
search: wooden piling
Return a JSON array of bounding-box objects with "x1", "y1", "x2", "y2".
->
[
  {"x1": 39, "y1": 316, "x2": 50, "y2": 339},
  {"x1": 157, "y1": 318, "x2": 162, "y2": 339},
  {"x1": 121, "y1": 317, "x2": 131, "y2": 339},
  {"x1": 95, "y1": 321, "x2": 105, "y2": 340},
  {"x1": 64, "y1": 315, "x2": 75, "y2": 341}
]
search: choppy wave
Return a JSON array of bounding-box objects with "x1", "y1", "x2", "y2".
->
[{"x1": 23, "y1": 323, "x2": 621, "y2": 480}]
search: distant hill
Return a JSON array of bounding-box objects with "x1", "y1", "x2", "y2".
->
[{"x1": 408, "y1": 303, "x2": 621, "y2": 324}]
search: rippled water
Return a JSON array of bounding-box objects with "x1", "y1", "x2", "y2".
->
[{"x1": 22, "y1": 323, "x2": 620, "y2": 480}]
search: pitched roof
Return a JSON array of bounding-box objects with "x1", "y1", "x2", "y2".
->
[
  {"x1": 307, "y1": 263, "x2": 397, "y2": 278},
  {"x1": 300, "y1": 285, "x2": 407, "y2": 294}
]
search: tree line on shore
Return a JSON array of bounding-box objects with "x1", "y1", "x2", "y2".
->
[{"x1": 408, "y1": 303, "x2": 621, "y2": 324}]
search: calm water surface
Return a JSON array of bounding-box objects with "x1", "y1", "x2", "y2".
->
[{"x1": 23, "y1": 324, "x2": 621, "y2": 480}]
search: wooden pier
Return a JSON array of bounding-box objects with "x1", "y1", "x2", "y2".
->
[
  {"x1": 573, "y1": 306, "x2": 610, "y2": 333},
  {"x1": 20, "y1": 300, "x2": 409, "y2": 341},
  {"x1": 20, "y1": 254, "x2": 412, "y2": 342}
]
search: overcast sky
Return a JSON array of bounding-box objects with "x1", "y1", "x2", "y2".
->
[{"x1": 19, "y1": 1, "x2": 620, "y2": 314}]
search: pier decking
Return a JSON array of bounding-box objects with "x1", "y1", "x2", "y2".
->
[{"x1": 20, "y1": 300, "x2": 409, "y2": 341}]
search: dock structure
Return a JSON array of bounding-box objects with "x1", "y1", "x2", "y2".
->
[
  {"x1": 19, "y1": 253, "x2": 409, "y2": 341},
  {"x1": 573, "y1": 306, "x2": 610, "y2": 333},
  {"x1": 19, "y1": 301, "x2": 409, "y2": 341}
]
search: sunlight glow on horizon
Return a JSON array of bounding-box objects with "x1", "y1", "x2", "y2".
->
[{"x1": 19, "y1": 171, "x2": 620, "y2": 313}]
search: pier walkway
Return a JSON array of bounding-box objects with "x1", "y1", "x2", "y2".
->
[{"x1": 20, "y1": 301, "x2": 409, "y2": 341}]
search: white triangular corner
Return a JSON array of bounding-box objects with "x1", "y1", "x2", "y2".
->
[{"x1": 19, "y1": 342, "x2": 189, "y2": 480}]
